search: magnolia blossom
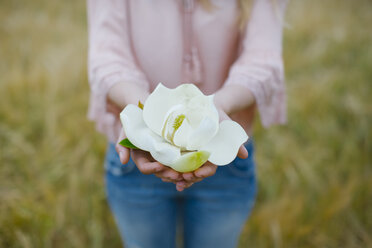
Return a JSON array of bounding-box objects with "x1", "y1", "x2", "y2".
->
[{"x1": 120, "y1": 83, "x2": 248, "y2": 172}]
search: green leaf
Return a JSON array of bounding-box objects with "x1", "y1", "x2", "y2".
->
[
  {"x1": 138, "y1": 100, "x2": 144, "y2": 110},
  {"x1": 119, "y1": 138, "x2": 139, "y2": 149}
]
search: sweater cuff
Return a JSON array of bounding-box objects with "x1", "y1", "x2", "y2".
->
[
  {"x1": 225, "y1": 54, "x2": 287, "y2": 127},
  {"x1": 88, "y1": 69, "x2": 149, "y2": 141}
]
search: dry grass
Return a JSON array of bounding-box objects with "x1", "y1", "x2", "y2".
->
[{"x1": 0, "y1": 0, "x2": 371, "y2": 247}]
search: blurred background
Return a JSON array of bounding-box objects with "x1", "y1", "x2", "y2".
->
[{"x1": 0, "y1": 0, "x2": 371, "y2": 247}]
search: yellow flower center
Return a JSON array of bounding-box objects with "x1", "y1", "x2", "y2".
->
[
  {"x1": 173, "y1": 114, "x2": 185, "y2": 130},
  {"x1": 162, "y1": 113, "x2": 187, "y2": 147}
]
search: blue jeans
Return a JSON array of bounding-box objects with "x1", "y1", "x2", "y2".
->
[{"x1": 105, "y1": 140, "x2": 257, "y2": 248}]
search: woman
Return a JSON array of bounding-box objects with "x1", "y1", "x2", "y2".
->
[{"x1": 87, "y1": 0, "x2": 287, "y2": 247}]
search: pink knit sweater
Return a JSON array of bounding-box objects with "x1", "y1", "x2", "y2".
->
[{"x1": 87, "y1": 0, "x2": 287, "y2": 142}]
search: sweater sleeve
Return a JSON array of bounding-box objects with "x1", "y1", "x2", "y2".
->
[
  {"x1": 87, "y1": 0, "x2": 149, "y2": 137},
  {"x1": 225, "y1": 0, "x2": 288, "y2": 127}
]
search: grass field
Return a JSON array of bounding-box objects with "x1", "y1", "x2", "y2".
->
[{"x1": 1, "y1": 0, "x2": 371, "y2": 247}]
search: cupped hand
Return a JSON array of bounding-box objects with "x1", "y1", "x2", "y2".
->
[
  {"x1": 131, "y1": 149, "x2": 183, "y2": 183},
  {"x1": 116, "y1": 128, "x2": 184, "y2": 186},
  {"x1": 116, "y1": 128, "x2": 215, "y2": 192},
  {"x1": 176, "y1": 107, "x2": 249, "y2": 191},
  {"x1": 115, "y1": 106, "x2": 248, "y2": 192},
  {"x1": 176, "y1": 144, "x2": 248, "y2": 191}
]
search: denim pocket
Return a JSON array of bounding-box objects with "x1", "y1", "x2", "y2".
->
[{"x1": 104, "y1": 143, "x2": 136, "y2": 176}]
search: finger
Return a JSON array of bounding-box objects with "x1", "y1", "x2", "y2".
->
[
  {"x1": 182, "y1": 172, "x2": 203, "y2": 183},
  {"x1": 194, "y1": 162, "x2": 217, "y2": 178},
  {"x1": 116, "y1": 129, "x2": 130, "y2": 164},
  {"x1": 176, "y1": 184, "x2": 185, "y2": 192},
  {"x1": 138, "y1": 161, "x2": 164, "y2": 175},
  {"x1": 181, "y1": 177, "x2": 202, "y2": 184},
  {"x1": 160, "y1": 178, "x2": 183, "y2": 184},
  {"x1": 158, "y1": 176, "x2": 183, "y2": 184},
  {"x1": 237, "y1": 145, "x2": 248, "y2": 159},
  {"x1": 131, "y1": 150, "x2": 164, "y2": 174},
  {"x1": 191, "y1": 177, "x2": 203, "y2": 183},
  {"x1": 155, "y1": 168, "x2": 183, "y2": 181},
  {"x1": 116, "y1": 144, "x2": 130, "y2": 164},
  {"x1": 176, "y1": 181, "x2": 194, "y2": 192},
  {"x1": 182, "y1": 172, "x2": 196, "y2": 181}
]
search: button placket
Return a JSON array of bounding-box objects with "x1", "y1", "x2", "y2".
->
[{"x1": 181, "y1": 0, "x2": 202, "y2": 85}]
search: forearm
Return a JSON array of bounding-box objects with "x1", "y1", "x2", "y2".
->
[
  {"x1": 108, "y1": 81, "x2": 150, "y2": 109},
  {"x1": 214, "y1": 84, "x2": 255, "y2": 115},
  {"x1": 108, "y1": 80, "x2": 255, "y2": 116}
]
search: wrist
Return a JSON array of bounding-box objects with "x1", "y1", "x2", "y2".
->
[
  {"x1": 213, "y1": 94, "x2": 228, "y2": 114},
  {"x1": 214, "y1": 84, "x2": 255, "y2": 115},
  {"x1": 108, "y1": 81, "x2": 149, "y2": 109}
]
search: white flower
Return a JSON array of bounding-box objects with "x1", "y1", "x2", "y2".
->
[{"x1": 120, "y1": 83, "x2": 248, "y2": 172}]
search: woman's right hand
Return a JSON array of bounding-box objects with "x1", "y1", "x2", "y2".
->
[
  {"x1": 115, "y1": 129, "x2": 184, "y2": 185},
  {"x1": 110, "y1": 82, "x2": 187, "y2": 187}
]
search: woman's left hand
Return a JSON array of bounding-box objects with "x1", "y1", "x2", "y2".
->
[
  {"x1": 175, "y1": 106, "x2": 249, "y2": 191},
  {"x1": 176, "y1": 145, "x2": 248, "y2": 191}
]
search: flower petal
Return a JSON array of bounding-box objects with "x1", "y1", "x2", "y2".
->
[
  {"x1": 182, "y1": 95, "x2": 219, "y2": 150},
  {"x1": 170, "y1": 150, "x2": 210, "y2": 173},
  {"x1": 149, "y1": 140, "x2": 181, "y2": 166},
  {"x1": 184, "y1": 95, "x2": 219, "y2": 129},
  {"x1": 186, "y1": 117, "x2": 219, "y2": 151},
  {"x1": 143, "y1": 83, "x2": 203, "y2": 136},
  {"x1": 120, "y1": 104, "x2": 180, "y2": 166},
  {"x1": 172, "y1": 118, "x2": 193, "y2": 148},
  {"x1": 120, "y1": 104, "x2": 155, "y2": 151},
  {"x1": 201, "y1": 120, "x2": 248, "y2": 166}
]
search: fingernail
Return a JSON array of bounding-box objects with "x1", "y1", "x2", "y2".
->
[{"x1": 176, "y1": 184, "x2": 185, "y2": 192}]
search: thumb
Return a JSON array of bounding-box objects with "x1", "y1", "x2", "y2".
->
[
  {"x1": 116, "y1": 128, "x2": 130, "y2": 164},
  {"x1": 237, "y1": 145, "x2": 248, "y2": 159}
]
